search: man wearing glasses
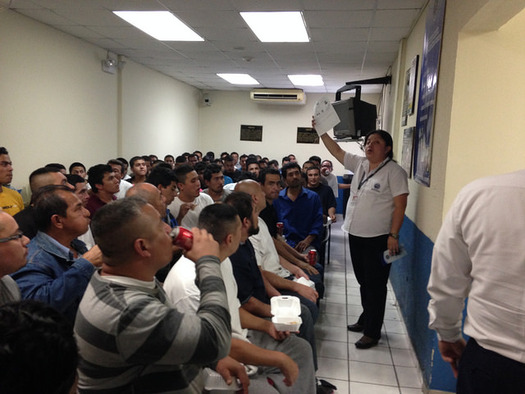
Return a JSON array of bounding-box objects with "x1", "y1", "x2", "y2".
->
[
  {"x1": 0, "y1": 147, "x2": 24, "y2": 216},
  {"x1": 0, "y1": 211, "x2": 29, "y2": 304}
]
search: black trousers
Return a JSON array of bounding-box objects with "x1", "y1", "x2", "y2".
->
[
  {"x1": 348, "y1": 234, "x2": 390, "y2": 340},
  {"x1": 457, "y1": 338, "x2": 525, "y2": 394}
]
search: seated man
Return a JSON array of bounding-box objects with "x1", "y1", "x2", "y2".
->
[
  {"x1": 0, "y1": 211, "x2": 29, "y2": 304},
  {"x1": 128, "y1": 156, "x2": 147, "y2": 184},
  {"x1": 14, "y1": 167, "x2": 73, "y2": 239},
  {"x1": 225, "y1": 192, "x2": 319, "y2": 371},
  {"x1": 222, "y1": 154, "x2": 241, "y2": 182},
  {"x1": 236, "y1": 180, "x2": 319, "y2": 322},
  {"x1": 306, "y1": 166, "x2": 337, "y2": 267},
  {"x1": 165, "y1": 203, "x2": 316, "y2": 394},
  {"x1": 246, "y1": 158, "x2": 261, "y2": 180},
  {"x1": 0, "y1": 300, "x2": 79, "y2": 394},
  {"x1": 86, "y1": 164, "x2": 120, "y2": 217},
  {"x1": 146, "y1": 164, "x2": 178, "y2": 225},
  {"x1": 202, "y1": 163, "x2": 231, "y2": 203},
  {"x1": 0, "y1": 147, "x2": 24, "y2": 216},
  {"x1": 66, "y1": 174, "x2": 95, "y2": 249},
  {"x1": 11, "y1": 185, "x2": 101, "y2": 322},
  {"x1": 260, "y1": 168, "x2": 325, "y2": 297},
  {"x1": 169, "y1": 164, "x2": 214, "y2": 228},
  {"x1": 69, "y1": 161, "x2": 87, "y2": 179},
  {"x1": 107, "y1": 159, "x2": 132, "y2": 199},
  {"x1": 274, "y1": 163, "x2": 323, "y2": 253},
  {"x1": 74, "y1": 197, "x2": 232, "y2": 393},
  {"x1": 125, "y1": 182, "x2": 180, "y2": 282}
]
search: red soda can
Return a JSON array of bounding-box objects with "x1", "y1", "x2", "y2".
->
[
  {"x1": 170, "y1": 227, "x2": 193, "y2": 251},
  {"x1": 308, "y1": 249, "x2": 317, "y2": 266},
  {"x1": 276, "y1": 222, "x2": 284, "y2": 236}
]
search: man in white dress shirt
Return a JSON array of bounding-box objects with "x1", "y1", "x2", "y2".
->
[{"x1": 428, "y1": 170, "x2": 525, "y2": 393}]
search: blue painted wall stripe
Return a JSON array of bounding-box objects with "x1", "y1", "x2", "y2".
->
[{"x1": 390, "y1": 216, "x2": 457, "y2": 392}]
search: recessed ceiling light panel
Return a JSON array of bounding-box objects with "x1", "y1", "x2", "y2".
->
[
  {"x1": 288, "y1": 74, "x2": 324, "y2": 86},
  {"x1": 113, "y1": 11, "x2": 204, "y2": 41},
  {"x1": 240, "y1": 11, "x2": 309, "y2": 42},
  {"x1": 217, "y1": 73, "x2": 259, "y2": 85}
]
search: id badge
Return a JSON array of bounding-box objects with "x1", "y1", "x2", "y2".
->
[{"x1": 350, "y1": 194, "x2": 358, "y2": 207}]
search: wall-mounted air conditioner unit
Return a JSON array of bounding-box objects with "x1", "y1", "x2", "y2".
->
[{"x1": 250, "y1": 89, "x2": 306, "y2": 105}]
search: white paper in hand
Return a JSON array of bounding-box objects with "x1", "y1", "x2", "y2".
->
[{"x1": 313, "y1": 96, "x2": 340, "y2": 136}]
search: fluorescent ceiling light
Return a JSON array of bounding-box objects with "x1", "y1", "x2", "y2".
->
[
  {"x1": 240, "y1": 11, "x2": 309, "y2": 42},
  {"x1": 288, "y1": 74, "x2": 324, "y2": 86},
  {"x1": 113, "y1": 11, "x2": 204, "y2": 41},
  {"x1": 217, "y1": 73, "x2": 259, "y2": 85}
]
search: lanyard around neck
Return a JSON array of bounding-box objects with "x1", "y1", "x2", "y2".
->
[{"x1": 358, "y1": 159, "x2": 391, "y2": 190}]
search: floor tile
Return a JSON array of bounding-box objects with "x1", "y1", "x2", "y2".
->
[
  {"x1": 317, "y1": 339, "x2": 348, "y2": 360},
  {"x1": 391, "y1": 348, "x2": 418, "y2": 367},
  {"x1": 317, "y1": 312, "x2": 349, "y2": 328},
  {"x1": 395, "y1": 366, "x2": 422, "y2": 388},
  {"x1": 317, "y1": 356, "x2": 349, "y2": 380},
  {"x1": 399, "y1": 387, "x2": 424, "y2": 393},
  {"x1": 384, "y1": 320, "x2": 407, "y2": 334},
  {"x1": 349, "y1": 361, "x2": 398, "y2": 386},
  {"x1": 386, "y1": 333, "x2": 412, "y2": 350},
  {"x1": 322, "y1": 301, "x2": 347, "y2": 316},
  {"x1": 315, "y1": 324, "x2": 348, "y2": 342},
  {"x1": 349, "y1": 382, "x2": 401, "y2": 394},
  {"x1": 348, "y1": 343, "x2": 393, "y2": 365}
]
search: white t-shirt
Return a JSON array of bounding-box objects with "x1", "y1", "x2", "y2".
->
[
  {"x1": 343, "y1": 152, "x2": 409, "y2": 237},
  {"x1": 167, "y1": 193, "x2": 214, "y2": 229},
  {"x1": 250, "y1": 218, "x2": 291, "y2": 278},
  {"x1": 164, "y1": 256, "x2": 248, "y2": 342},
  {"x1": 115, "y1": 179, "x2": 133, "y2": 200}
]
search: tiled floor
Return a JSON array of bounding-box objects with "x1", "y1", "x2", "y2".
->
[{"x1": 315, "y1": 215, "x2": 424, "y2": 394}]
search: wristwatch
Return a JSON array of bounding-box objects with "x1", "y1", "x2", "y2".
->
[{"x1": 388, "y1": 233, "x2": 399, "y2": 240}]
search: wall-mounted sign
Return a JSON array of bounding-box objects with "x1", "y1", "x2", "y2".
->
[
  {"x1": 297, "y1": 127, "x2": 319, "y2": 144},
  {"x1": 240, "y1": 124, "x2": 263, "y2": 141}
]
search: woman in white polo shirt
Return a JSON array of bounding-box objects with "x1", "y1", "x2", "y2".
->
[{"x1": 315, "y1": 124, "x2": 409, "y2": 349}]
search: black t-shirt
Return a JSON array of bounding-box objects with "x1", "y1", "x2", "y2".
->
[
  {"x1": 307, "y1": 183, "x2": 337, "y2": 216},
  {"x1": 229, "y1": 240, "x2": 269, "y2": 305},
  {"x1": 259, "y1": 201, "x2": 279, "y2": 238}
]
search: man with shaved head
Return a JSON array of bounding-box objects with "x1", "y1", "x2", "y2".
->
[
  {"x1": 14, "y1": 167, "x2": 73, "y2": 239},
  {"x1": 74, "y1": 197, "x2": 232, "y2": 393},
  {"x1": 235, "y1": 180, "x2": 319, "y2": 322}
]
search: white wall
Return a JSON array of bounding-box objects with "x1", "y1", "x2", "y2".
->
[
  {"x1": 197, "y1": 91, "x2": 379, "y2": 175},
  {"x1": 0, "y1": 9, "x2": 118, "y2": 198},
  {"x1": 0, "y1": 9, "x2": 202, "y2": 202},
  {"x1": 120, "y1": 62, "x2": 200, "y2": 159},
  {"x1": 443, "y1": 6, "x2": 525, "y2": 211}
]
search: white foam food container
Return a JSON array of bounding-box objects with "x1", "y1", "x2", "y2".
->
[
  {"x1": 202, "y1": 368, "x2": 240, "y2": 393},
  {"x1": 271, "y1": 296, "x2": 302, "y2": 331}
]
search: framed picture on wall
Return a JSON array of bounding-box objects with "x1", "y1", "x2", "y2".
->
[
  {"x1": 401, "y1": 55, "x2": 419, "y2": 127},
  {"x1": 401, "y1": 127, "x2": 415, "y2": 177},
  {"x1": 240, "y1": 124, "x2": 263, "y2": 141},
  {"x1": 296, "y1": 127, "x2": 319, "y2": 144}
]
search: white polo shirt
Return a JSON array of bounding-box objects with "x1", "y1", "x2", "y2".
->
[{"x1": 342, "y1": 152, "x2": 408, "y2": 237}]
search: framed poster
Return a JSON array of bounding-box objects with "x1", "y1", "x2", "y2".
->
[
  {"x1": 401, "y1": 127, "x2": 415, "y2": 177},
  {"x1": 240, "y1": 124, "x2": 262, "y2": 141},
  {"x1": 406, "y1": 55, "x2": 419, "y2": 116},
  {"x1": 296, "y1": 127, "x2": 319, "y2": 144},
  {"x1": 413, "y1": 0, "x2": 446, "y2": 186}
]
